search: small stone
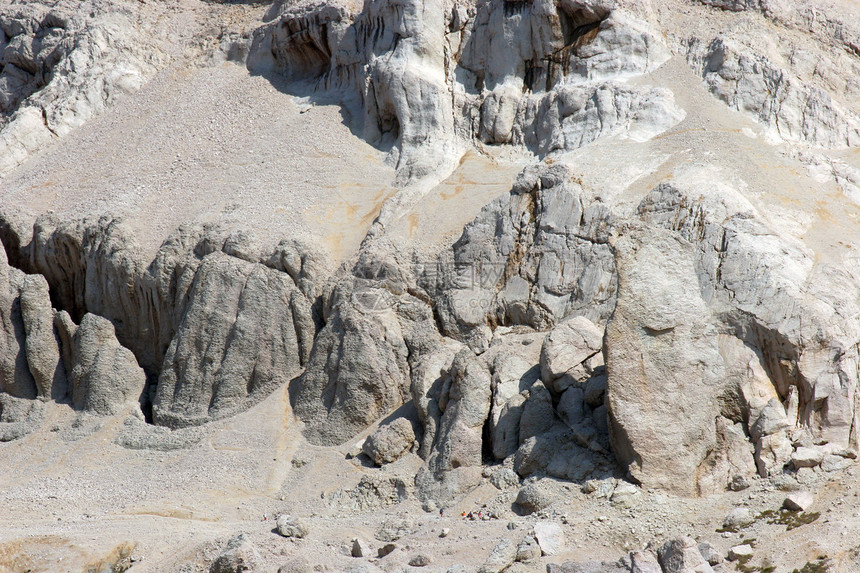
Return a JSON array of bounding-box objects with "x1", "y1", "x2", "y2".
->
[
  {"x1": 821, "y1": 454, "x2": 853, "y2": 472},
  {"x1": 440, "y1": 528, "x2": 450, "y2": 538},
  {"x1": 515, "y1": 535, "x2": 541, "y2": 563},
  {"x1": 377, "y1": 543, "x2": 397, "y2": 558},
  {"x1": 722, "y1": 507, "x2": 754, "y2": 529},
  {"x1": 507, "y1": 521, "x2": 518, "y2": 530},
  {"x1": 534, "y1": 521, "x2": 564, "y2": 556},
  {"x1": 729, "y1": 474, "x2": 750, "y2": 491},
  {"x1": 728, "y1": 544, "x2": 754, "y2": 561},
  {"x1": 783, "y1": 491, "x2": 814, "y2": 512},
  {"x1": 351, "y1": 538, "x2": 371, "y2": 558},
  {"x1": 409, "y1": 554, "x2": 432, "y2": 567},
  {"x1": 698, "y1": 542, "x2": 723, "y2": 566},
  {"x1": 611, "y1": 481, "x2": 639, "y2": 503}
]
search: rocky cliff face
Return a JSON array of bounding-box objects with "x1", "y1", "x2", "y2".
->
[{"x1": 1, "y1": 0, "x2": 859, "y2": 517}]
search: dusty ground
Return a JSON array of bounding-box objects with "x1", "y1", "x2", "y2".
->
[{"x1": 1, "y1": 387, "x2": 858, "y2": 573}]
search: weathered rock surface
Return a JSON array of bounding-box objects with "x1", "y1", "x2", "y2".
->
[
  {"x1": 57, "y1": 312, "x2": 146, "y2": 416},
  {"x1": 415, "y1": 348, "x2": 492, "y2": 507},
  {"x1": 362, "y1": 417, "x2": 415, "y2": 465},
  {"x1": 210, "y1": 533, "x2": 262, "y2": 573},
  {"x1": 1, "y1": 213, "x2": 324, "y2": 427},
  {"x1": 657, "y1": 536, "x2": 714, "y2": 573},
  {"x1": 607, "y1": 177, "x2": 860, "y2": 494},
  {"x1": 428, "y1": 165, "x2": 617, "y2": 352},
  {"x1": 276, "y1": 514, "x2": 309, "y2": 539},
  {"x1": 0, "y1": 1, "x2": 167, "y2": 175},
  {"x1": 252, "y1": 0, "x2": 682, "y2": 184}
]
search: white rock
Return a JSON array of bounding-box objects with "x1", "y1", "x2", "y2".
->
[
  {"x1": 533, "y1": 521, "x2": 564, "y2": 556},
  {"x1": 728, "y1": 544, "x2": 754, "y2": 561},
  {"x1": 783, "y1": 491, "x2": 815, "y2": 512}
]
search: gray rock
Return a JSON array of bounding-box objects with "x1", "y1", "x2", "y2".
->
[
  {"x1": 362, "y1": 417, "x2": 415, "y2": 465},
  {"x1": 477, "y1": 538, "x2": 517, "y2": 573},
  {"x1": 791, "y1": 446, "x2": 824, "y2": 468},
  {"x1": 518, "y1": 380, "x2": 556, "y2": 444},
  {"x1": 698, "y1": 543, "x2": 723, "y2": 566},
  {"x1": 275, "y1": 514, "x2": 308, "y2": 539},
  {"x1": 583, "y1": 374, "x2": 607, "y2": 408},
  {"x1": 415, "y1": 348, "x2": 492, "y2": 507},
  {"x1": 408, "y1": 554, "x2": 432, "y2": 567},
  {"x1": 727, "y1": 544, "x2": 754, "y2": 561},
  {"x1": 515, "y1": 535, "x2": 541, "y2": 563},
  {"x1": 630, "y1": 550, "x2": 662, "y2": 573},
  {"x1": 540, "y1": 316, "x2": 603, "y2": 383},
  {"x1": 377, "y1": 543, "x2": 397, "y2": 558},
  {"x1": 210, "y1": 533, "x2": 262, "y2": 573},
  {"x1": 293, "y1": 245, "x2": 436, "y2": 445},
  {"x1": 19, "y1": 273, "x2": 65, "y2": 401},
  {"x1": 155, "y1": 251, "x2": 311, "y2": 428},
  {"x1": 0, "y1": 5, "x2": 167, "y2": 175},
  {"x1": 820, "y1": 454, "x2": 853, "y2": 472},
  {"x1": 487, "y1": 467, "x2": 520, "y2": 490},
  {"x1": 657, "y1": 536, "x2": 714, "y2": 573},
  {"x1": 514, "y1": 482, "x2": 554, "y2": 515},
  {"x1": 729, "y1": 474, "x2": 750, "y2": 491},
  {"x1": 352, "y1": 538, "x2": 371, "y2": 558},
  {"x1": 60, "y1": 312, "x2": 146, "y2": 416},
  {"x1": 557, "y1": 386, "x2": 585, "y2": 427}
]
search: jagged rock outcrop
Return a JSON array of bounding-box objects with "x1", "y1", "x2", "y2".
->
[
  {"x1": 0, "y1": 1, "x2": 167, "y2": 175},
  {"x1": 252, "y1": 0, "x2": 683, "y2": 183},
  {"x1": 0, "y1": 243, "x2": 64, "y2": 401},
  {"x1": 686, "y1": 34, "x2": 860, "y2": 149},
  {"x1": 291, "y1": 241, "x2": 439, "y2": 445},
  {"x1": 153, "y1": 250, "x2": 313, "y2": 427},
  {"x1": 426, "y1": 164, "x2": 617, "y2": 352},
  {"x1": 1, "y1": 212, "x2": 325, "y2": 427},
  {"x1": 606, "y1": 174, "x2": 860, "y2": 494},
  {"x1": 414, "y1": 347, "x2": 492, "y2": 507}
]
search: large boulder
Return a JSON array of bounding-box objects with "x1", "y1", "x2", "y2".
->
[
  {"x1": 363, "y1": 417, "x2": 416, "y2": 465},
  {"x1": 210, "y1": 533, "x2": 262, "y2": 573},
  {"x1": 605, "y1": 226, "x2": 727, "y2": 495},
  {"x1": 606, "y1": 178, "x2": 860, "y2": 494},
  {"x1": 539, "y1": 316, "x2": 603, "y2": 385},
  {"x1": 57, "y1": 312, "x2": 145, "y2": 416}
]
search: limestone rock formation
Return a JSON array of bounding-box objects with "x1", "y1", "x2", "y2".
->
[
  {"x1": 291, "y1": 239, "x2": 440, "y2": 445},
  {"x1": 0, "y1": 1, "x2": 167, "y2": 175},
  {"x1": 427, "y1": 164, "x2": 617, "y2": 352},
  {"x1": 607, "y1": 176, "x2": 860, "y2": 494},
  {"x1": 57, "y1": 312, "x2": 146, "y2": 416},
  {"x1": 252, "y1": 0, "x2": 683, "y2": 184},
  {"x1": 153, "y1": 251, "x2": 311, "y2": 427},
  {"x1": 415, "y1": 347, "x2": 492, "y2": 507}
]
